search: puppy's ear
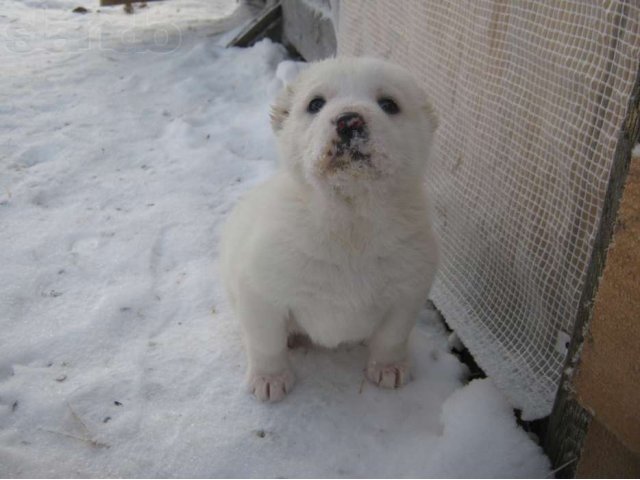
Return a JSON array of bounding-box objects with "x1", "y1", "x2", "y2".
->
[
  {"x1": 422, "y1": 100, "x2": 439, "y2": 133},
  {"x1": 270, "y1": 85, "x2": 294, "y2": 133}
]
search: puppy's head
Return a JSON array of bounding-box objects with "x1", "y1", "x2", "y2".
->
[{"x1": 271, "y1": 57, "x2": 438, "y2": 196}]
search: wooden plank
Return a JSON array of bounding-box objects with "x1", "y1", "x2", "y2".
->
[
  {"x1": 227, "y1": 1, "x2": 282, "y2": 49},
  {"x1": 576, "y1": 420, "x2": 640, "y2": 478},
  {"x1": 545, "y1": 388, "x2": 591, "y2": 478},
  {"x1": 544, "y1": 44, "x2": 640, "y2": 479},
  {"x1": 573, "y1": 145, "x2": 640, "y2": 455},
  {"x1": 280, "y1": 0, "x2": 336, "y2": 61}
]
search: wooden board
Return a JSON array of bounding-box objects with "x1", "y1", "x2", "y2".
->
[
  {"x1": 545, "y1": 61, "x2": 640, "y2": 477},
  {"x1": 226, "y1": 1, "x2": 282, "y2": 49},
  {"x1": 576, "y1": 420, "x2": 640, "y2": 478},
  {"x1": 574, "y1": 150, "x2": 640, "y2": 455},
  {"x1": 280, "y1": 0, "x2": 336, "y2": 61}
]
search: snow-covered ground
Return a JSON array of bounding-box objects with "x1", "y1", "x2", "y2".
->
[{"x1": 0, "y1": 1, "x2": 551, "y2": 477}]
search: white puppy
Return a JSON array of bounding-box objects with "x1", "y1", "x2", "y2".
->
[{"x1": 220, "y1": 57, "x2": 439, "y2": 402}]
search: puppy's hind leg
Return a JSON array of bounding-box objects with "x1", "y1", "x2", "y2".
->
[
  {"x1": 236, "y1": 284, "x2": 294, "y2": 402},
  {"x1": 366, "y1": 300, "x2": 422, "y2": 389}
]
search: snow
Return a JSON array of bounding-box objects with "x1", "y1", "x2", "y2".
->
[{"x1": 0, "y1": 1, "x2": 551, "y2": 477}]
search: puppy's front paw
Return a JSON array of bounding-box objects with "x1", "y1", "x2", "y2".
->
[
  {"x1": 248, "y1": 370, "x2": 295, "y2": 402},
  {"x1": 366, "y1": 361, "x2": 411, "y2": 389}
]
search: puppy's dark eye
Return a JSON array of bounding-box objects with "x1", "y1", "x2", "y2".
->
[
  {"x1": 378, "y1": 97, "x2": 400, "y2": 115},
  {"x1": 307, "y1": 97, "x2": 326, "y2": 114}
]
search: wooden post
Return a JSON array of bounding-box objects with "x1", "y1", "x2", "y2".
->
[{"x1": 545, "y1": 62, "x2": 640, "y2": 477}]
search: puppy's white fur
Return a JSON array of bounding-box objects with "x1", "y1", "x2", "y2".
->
[{"x1": 220, "y1": 57, "x2": 439, "y2": 402}]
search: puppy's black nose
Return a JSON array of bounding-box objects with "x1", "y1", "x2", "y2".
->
[{"x1": 336, "y1": 112, "x2": 367, "y2": 142}]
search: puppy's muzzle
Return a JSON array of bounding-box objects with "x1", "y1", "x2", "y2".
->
[
  {"x1": 335, "y1": 112, "x2": 368, "y2": 145},
  {"x1": 334, "y1": 112, "x2": 371, "y2": 166}
]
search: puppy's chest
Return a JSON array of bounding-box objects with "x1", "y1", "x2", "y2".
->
[
  {"x1": 285, "y1": 253, "x2": 399, "y2": 345},
  {"x1": 291, "y1": 252, "x2": 394, "y2": 303},
  {"x1": 283, "y1": 236, "x2": 427, "y2": 311},
  {"x1": 268, "y1": 226, "x2": 432, "y2": 345}
]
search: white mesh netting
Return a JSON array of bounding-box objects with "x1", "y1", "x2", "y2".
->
[{"x1": 337, "y1": 1, "x2": 640, "y2": 419}]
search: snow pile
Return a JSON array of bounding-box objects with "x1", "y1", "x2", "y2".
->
[{"x1": 0, "y1": 1, "x2": 550, "y2": 477}]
